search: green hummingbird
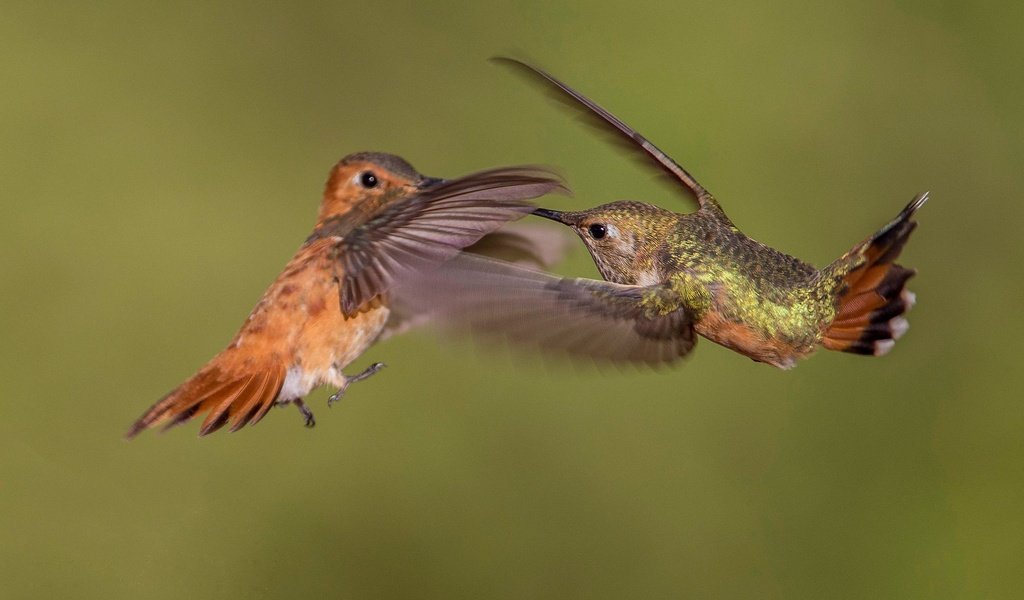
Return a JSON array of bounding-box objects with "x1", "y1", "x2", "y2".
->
[{"x1": 397, "y1": 59, "x2": 926, "y2": 369}]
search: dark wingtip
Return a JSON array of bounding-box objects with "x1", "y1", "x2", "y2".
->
[{"x1": 489, "y1": 55, "x2": 532, "y2": 71}]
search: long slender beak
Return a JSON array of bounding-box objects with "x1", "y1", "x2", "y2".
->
[
  {"x1": 532, "y1": 208, "x2": 567, "y2": 223},
  {"x1": 418, "y1": 176, "x2": 446, "y2": 189}
]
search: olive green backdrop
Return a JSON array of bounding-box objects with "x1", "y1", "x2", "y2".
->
[{"x1": 2, "y1": 1, "x2": 1021, "y2": 598}]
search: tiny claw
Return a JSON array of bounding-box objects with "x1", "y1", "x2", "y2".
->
[
  {"x1": 327, "y1": 362, "x2": 387, "y2": 408},
  {"x1": 294, "y1": 399, "x2": 316, "y2": 429}
]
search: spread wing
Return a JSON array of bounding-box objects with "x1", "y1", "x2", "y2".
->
[
  {"x1": 463, "y1": 222, "x2": 574, "y2": 269},
  {"x1": 315, "y1": 166, "x2": 567, "y2": 316},
  {"x1": 379, "y1": 223, "x2": 575, "y2": 341},
  {"x1": 394, "y1": 253, "x2": 697, "y2": 365},
  {"x1": 494, "y1": 57, "x2": 716, "y2": 209}
]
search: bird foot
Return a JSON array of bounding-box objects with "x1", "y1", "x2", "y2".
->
[
  {"x1": 328, "y1": 362, "x2": 386, "y2": 407},
  {"x1": 294, "y1": 399, "x2": 316, "y2": 428}
]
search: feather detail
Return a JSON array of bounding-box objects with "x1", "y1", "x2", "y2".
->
[{"x1": 822, "y1": 193, "x2": 926, "y2": 356}]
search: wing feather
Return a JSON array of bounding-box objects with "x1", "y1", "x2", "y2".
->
[
  {"x1": 321, "y1": 166, "x2": 566, "y2": 316},
  {"x1": 494, "y1": 57, "x2": 712, "y2": 207},
  {"x1": 394, "y1": 253, "x2": 696, "y2": 365}
]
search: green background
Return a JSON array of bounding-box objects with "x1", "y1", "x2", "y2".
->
[{"x1": 3, "y1": 1, "x2": 1022, "y2": 598}]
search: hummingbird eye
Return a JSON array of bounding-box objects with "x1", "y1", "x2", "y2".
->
[
  {"x1": 588, "y1": 223, "x2": 607, "y2": 239},
  {"x1": 358, "y1": 171, "x2": 379, "y2": 189}
]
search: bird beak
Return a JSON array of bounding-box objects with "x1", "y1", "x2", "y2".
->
[
  {"x1": 532, "y1": 208, "x2": 568, "y2": 223},
  {"x1": 418, "y1": 176, "x2": 446, "y2": 190}
]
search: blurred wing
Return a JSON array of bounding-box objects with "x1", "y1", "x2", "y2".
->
[
  {"x1": 324, "y1": 166, "x2": 567, "y2": 316},
  {"x1": 494, "y1": 57, "x2": 714, "y2": 208},
  {"x1": 463, "y1": 222, "x2": 574, "y2": 269},
  {"x1": 379, "y1": 223, "x2": 575, "y2": 342},
  {"x1": 395, "y1": 253, "x2": 697, "y2": 365}
]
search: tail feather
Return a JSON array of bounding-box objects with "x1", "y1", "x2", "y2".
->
[
  {"x1": 246, "y1": 373, "x2": 284, "y2": 428},
  {"x1": 125, "y1": 362, "x2": 285, "y2": 438},
  {"x1": 125, "y1": 371, "x2": 232, "y2": 437},
  {"x1": 161, "y1": 403, "x2": 201, "y2": 433},
  {"x1": 199, "y1": 374, "x2": 258, "y2": 435},
  {"x1": 826, "y1": 317, "x2": 909, "y2": 342},
  {"x1": 822, "y1": 193, "x2": 927, "y2": 356},
  {"x1": 230, "y1": 369, "x2": 284, "y2": 432}
]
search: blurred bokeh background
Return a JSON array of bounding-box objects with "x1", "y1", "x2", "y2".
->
[{"x1": 2, "y1": 1, "x2": 1022, "y2": 598}]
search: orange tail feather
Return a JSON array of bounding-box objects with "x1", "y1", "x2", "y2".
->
[
  {"x1": 125, "y1": 361, "x2": 285, "y2": 438},
  {"x1": 822, "y1": 193, "x2": 927, "y2": 356}
]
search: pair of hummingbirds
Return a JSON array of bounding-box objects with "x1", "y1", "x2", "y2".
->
[{"x1": 127, "y1": 59, "x2": 925, "y2": 438}]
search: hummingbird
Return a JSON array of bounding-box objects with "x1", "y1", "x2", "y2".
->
[
  {"x1": 396, "y1": 60, "x2": 926, "y2": 369},
  {"x1": 126, "y1": 152, "x2": 566, "y2": 438}
]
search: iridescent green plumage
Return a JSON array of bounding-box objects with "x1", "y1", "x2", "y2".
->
[
  {"x1": 486, "y1": 59, "x2": 925, "y2": 368},
  {"x1": 526, "y1": 189, "x2": 925, "y2": 368},
  {"x1": 392, "y1": 60, "x2": 927, "y2": 369}
]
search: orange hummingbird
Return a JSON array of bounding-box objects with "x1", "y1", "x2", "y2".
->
[{"x1": 126, "y1": 152, "x2": 565, "y2": 437}]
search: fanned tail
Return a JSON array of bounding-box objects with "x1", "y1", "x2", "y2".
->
[
  {"x1": 821, "y1": 192, "x2": 927, "y2": 356},
  {"x1": 125, "y1": 359, "x2": 285, "y2": 439}
]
